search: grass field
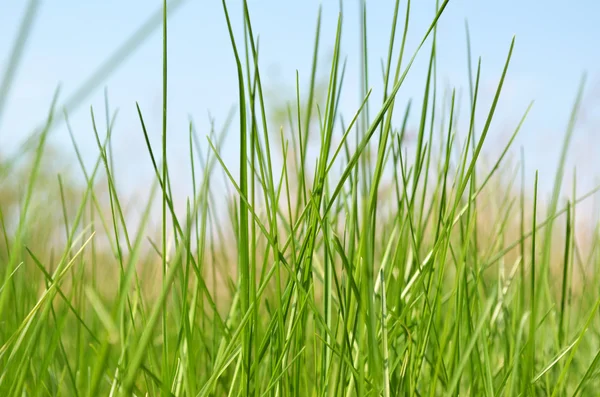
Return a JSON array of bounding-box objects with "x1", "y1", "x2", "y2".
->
[{"x1": 1, "y1": 0, "x2": 600, "y2": 395}]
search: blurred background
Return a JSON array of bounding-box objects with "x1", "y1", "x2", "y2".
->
[{"x1": 1, "y1": 0, "x2": 599, "y2": 218}]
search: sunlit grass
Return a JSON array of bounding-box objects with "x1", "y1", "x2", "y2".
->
[{"x1": 1, "y1": 0, "x2": 599, "y2": 396}]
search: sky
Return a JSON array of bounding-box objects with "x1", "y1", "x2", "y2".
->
[{"x1": 1, "y1": 0, "x2": 599, "y2": 210}]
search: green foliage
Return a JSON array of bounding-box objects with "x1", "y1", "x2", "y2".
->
[{"x1": 1, "y1": 1, "x2": 600, "y2": 396}]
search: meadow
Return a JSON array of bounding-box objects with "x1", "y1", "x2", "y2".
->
[{"x1": 1, "y1": 0, "x2": 600, "y2": 396}]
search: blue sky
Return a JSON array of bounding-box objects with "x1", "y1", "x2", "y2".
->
[{"x1": 1, "y1": 0, "x2": 599, "y2": 204}]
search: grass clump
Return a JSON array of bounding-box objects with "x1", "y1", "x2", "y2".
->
[{"x1": 1, "y1": 0, "x2": 600, "y2": 396}]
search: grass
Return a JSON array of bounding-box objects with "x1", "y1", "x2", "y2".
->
[{"x1": 1, "y1": 0, "x2": 600, "y2": 395}]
